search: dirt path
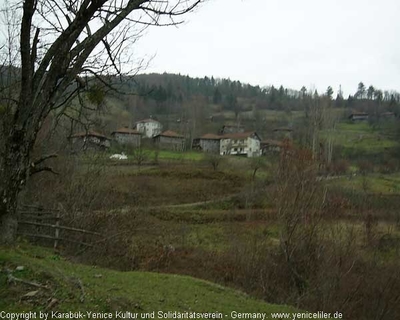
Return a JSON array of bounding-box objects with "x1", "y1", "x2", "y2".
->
[{"x1": 147, "y1": 193, "x2": 240, "y2": 209}]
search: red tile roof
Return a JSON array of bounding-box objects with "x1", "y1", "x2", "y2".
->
[
  {"x1": 222, "y1": 124, "x2": 244, "y2": 128},
  {"x1": 261, "y1": 140, "x2": 283, "y2": 147},
  {"x1": 70, "y1": 131, "x2": 108, "y2": 139},
  {"x1": 157, "y1": 130, "x2": 184, "y2": 138},
  {"x1": 112, "y1": 128, "x2": 141, "y2": 135},
  {"x1": 135, "y1": 118, "x2": 160, "y2": 124},
  {"x1": 221, "y1": 131, "x2": 259, "y2": 139},
  {"x1": 200, "y1": 133, "x2": 222, "y2": 140},
  {"x1": 273, "y1": 127, "x2": 293, "y2": 132}
]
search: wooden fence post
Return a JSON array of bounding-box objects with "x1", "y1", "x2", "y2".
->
[
  {"x1": 35, "y1": 206, "x2": 43, "y2": 244},
  {"x1": 54, "y1": 212, "x2": 60, "y2": 250},
  {"x1": 18, "y1": 204, "x2": 101, "y2": 249}
]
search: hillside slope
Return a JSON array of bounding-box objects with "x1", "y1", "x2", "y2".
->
[{"x1": 0, "y1": 244, "x2": 298, "y2": 317}]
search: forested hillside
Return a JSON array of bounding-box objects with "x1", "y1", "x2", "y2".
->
[{"x1": 97, "y1": 73, "x2": 400, "y2": 142}]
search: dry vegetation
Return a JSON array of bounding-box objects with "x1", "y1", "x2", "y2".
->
[{"x1": 16, "y1": 148, "x2": 400, "y2": 320}]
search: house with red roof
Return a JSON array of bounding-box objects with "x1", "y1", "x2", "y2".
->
[
  {"x1": 69, "y1": 131, "x2": 110, "y2": 152},
  {"x1": 349, "y1": 111, "x2": 369, "y2": 122},
  {"x1": 220, "y1": 131, "x2": 261, "y2": 157},
  {"x1": 111, "y1": 127, "x2": 141, "y2": 147},
  {"x1": 195, "y1": 131, "x2": 262, "y2": 157},
  {"x1": 195, "y1": 133, "x2": 222, "y2": 153},
  {"x1": 260, "y1": 140, "x2": 283, "y2": 154},
  {"x1": 153, "y1": 130, "x2": 185, "y2": 151}
]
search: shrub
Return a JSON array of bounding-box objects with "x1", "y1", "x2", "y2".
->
[
  {"x1": 358, "y1": 159, "x2": 374, "y2": 174},
  {"x1": 327, "y1": 159, "x2": 350, "y2": 175},
  {"x1": 379, "y1": 158, "x2": 399, "y2": 173}
]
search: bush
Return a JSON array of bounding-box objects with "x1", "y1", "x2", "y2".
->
[
  {"x1": 379, "y1": 158, "x2": 399, "y2": 173},
  {"x1": 327, "y1": 159, "x2": 350, "y2": 175},
  {"x1": 358, "y1": 159, "x2": 374, "y2": 174}
]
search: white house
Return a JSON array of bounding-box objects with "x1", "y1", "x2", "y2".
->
[
  {"x1": 135, "y1": 118, "x2": 162, "y2": 138},
  {"x1": 220, "y1": 132, "x2": 261, "y2": 157}
]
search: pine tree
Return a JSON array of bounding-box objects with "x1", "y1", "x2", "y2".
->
[{"x1": 213, "y1": 88, "x2": 222, "y2": 104}]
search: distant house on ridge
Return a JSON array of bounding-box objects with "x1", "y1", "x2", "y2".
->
[
  {"x1": 219, "y1": 124, "x2": 245, "y2": 135},
  {"x1": 380, "y1": 112, "x2": 396, "y2": 120},
  {"x1": 272, "y1": 127, "x2": 293, "y2": 139},
  {"x1": 349, "y1": 112, "x2": 369, "y2": 122}
]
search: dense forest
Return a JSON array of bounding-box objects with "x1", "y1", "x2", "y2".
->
[
  {"x1": 114, "y1": 73, "x2": 400, "y2": 118},
  {"x1": 95, "y1": 73, "x2": 400, "y2": 138}
]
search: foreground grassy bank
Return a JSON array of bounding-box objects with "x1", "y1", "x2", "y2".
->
[{"x1": 0, "y1": 244, "x2": 298, "y2": 317}]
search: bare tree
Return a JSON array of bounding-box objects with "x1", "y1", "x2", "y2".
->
[
  {"x1": 250, "y1": 156, "x2": 266, "y2": 181},
  {"x1": 303, "y1": 93, "x2": 338, "y2": 166},
  {"x1": 322, "y1": 96, "x2": 339, "y2": 167},
  {"x1": 303, "y1": 91, "x2": 324, "y2": 159},
  {"x1": 274, "y1": 143, "x2": 326, "y2": 296},
  {"x1": 205, "y1": 153, "x2": 223, "y2": 171},
  {"x1": 0, "y1": 0, "x2": 202, "y2": 244},
  {"x1": 131, "y1": 146, "x2": 150, "y2": 170}
]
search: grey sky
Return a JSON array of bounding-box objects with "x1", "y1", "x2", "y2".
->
[{"x1": 135, "y1": 0, "x2": 400, "y2": 97}]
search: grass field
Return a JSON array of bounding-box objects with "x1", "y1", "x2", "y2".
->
[
  {"x1": 332, "y1": 173, "x2": 400, "y2": 194},
  {"x1": 108, "y1": 149, "x2": 205, "y2": 162},
  {"x1": 0, "y1": 244, "x2": 298, "y2": 316},
  {"x1": 327, "y1": 122, "x2": 398, "y2": 154},
  {"x1": 151, "y1": 149, "x2": 205, "y2": 161},
  {"x1": 16, "y1": 133, "x2": 400, "y2": 319},
  {"x1": 100, "y1": 165, "x2": 246, "y2": 208}
]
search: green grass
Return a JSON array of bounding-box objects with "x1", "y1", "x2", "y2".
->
[
  {"x1": 151, "y1": 149, "x2": 205, "y2": 161},
  {"x1": 116, "y1": 149, "x2": 204, "y2": 161},
  {"x1": 331, "y1": 173, "x2": 400, "y2": 194},
  {"x1": 138, "y1": 208, "x2": 279, "y2": 252},
  {"x1": 182, "y1": 220, "x2": 280, "y2": 252},
  {"x1": 328, "y1": 122, "x2": 398, "y2": 154},
  {"x1": 106, "y1": 148, "x2": 205, "y2": 163},
  {"x1": 0, "y1": 244, "x2": 298, "y2": 316}
]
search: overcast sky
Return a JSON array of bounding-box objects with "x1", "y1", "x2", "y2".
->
[{"x1": 135, "y1": 0, "x2": 400, "y2": 97}]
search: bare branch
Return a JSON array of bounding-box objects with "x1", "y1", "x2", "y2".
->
[
  {"x1": 29, "y1": 166, "x2": 59, "y2": 176},
  {"x1": 32, "y1": 153, "x2": 58, "y2": 166}
]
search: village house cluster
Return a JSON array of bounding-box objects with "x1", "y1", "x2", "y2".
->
[
  {"x1": 193, "y1": 125, "x2": 262, "y2": 158},
  {"x1": 69, "y1": 119, "x2": 293, "y2": 157},
  {"x1": 69, "y1": 118, "x2": 185, "y2": 153}
]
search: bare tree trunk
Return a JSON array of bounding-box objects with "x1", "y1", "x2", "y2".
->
[
  {"x1": 0, "y1": 167, "x2": 21, "y2": 244},
  {"x1": 0, "y1": 131, "x2": 31, "y2": 244},
  {"x1": 0, "y1": 0, "x2": 203, "y2": 245},
  {"x1": 0, "y1": 203, "x2": 19, "y2": 244},
  {"x1": 311, "y1": 125, "x2": 318, "y2": 159},
  {"x1": 326, "y1": 135, "x2": 334, "y2": 165}
]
